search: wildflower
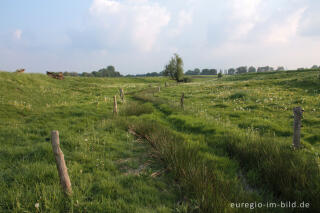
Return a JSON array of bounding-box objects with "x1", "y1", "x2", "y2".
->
[{"x1": 35, "y1": 203, "x2": 39, "y2": 209}]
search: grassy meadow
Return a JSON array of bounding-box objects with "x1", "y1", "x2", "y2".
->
[{"x1": 0, "y1": 70, "x2": 319, "y2": 212}]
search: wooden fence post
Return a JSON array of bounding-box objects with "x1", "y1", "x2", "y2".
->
[
  {"x1": 293, "y1": 106, "x2": 303, "y2": 149},
  {"x1": 165, "y1": 82, "x2": 168, "y2": 87},
  {"x1": 180, "y1": 93, "x2": 184, "y2": 109},
  {"x1": 113, "y1": 95, "x2": 118, "y2": 115},
  {"x1": 51, "y1": 131, "x2": 72, "y2": 195},
  {"x1": 158, "y1": 86, "x2": 161, "y2": 92},
  {"x1": 119, "y1": 88, "x2": 125, "y2": 102}
]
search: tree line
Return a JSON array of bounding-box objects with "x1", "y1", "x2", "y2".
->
[
  {"x1": 63, "y1": 66, "x2": 121, "y2": 77},
  {"x1": 61, "y1": 55, "x2": 319, "y2": 80}
]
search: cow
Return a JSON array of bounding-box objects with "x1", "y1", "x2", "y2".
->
[
  {"x1": 16, "y1": 68, "x2": 25, "y2": 73},
  {"x1": 47, "y1": 71, "x2": 64, "y2": 80}
]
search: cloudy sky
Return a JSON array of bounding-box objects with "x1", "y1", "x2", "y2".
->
[{"x1": 0, "y1": 0, "x2": 319, "y2": 74}]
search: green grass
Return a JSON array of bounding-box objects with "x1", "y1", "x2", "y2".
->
[
  {"x1": 0, "y1": 72, "x2": 182, "y2": 212},
  {"x1": 132, "y1": 70, "x2": 320, "y2": 212},
  {"x1": 1, "y1": 70, "x2": 320, "y2": 212}
]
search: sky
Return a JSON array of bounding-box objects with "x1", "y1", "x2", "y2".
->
[{"x1": 0, "y1": 0, "x2": 319, "y2": 74}]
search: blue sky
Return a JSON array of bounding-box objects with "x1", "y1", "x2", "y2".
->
[{"x1": 1, "y1": 0, "x2": 319, "y2": 74}]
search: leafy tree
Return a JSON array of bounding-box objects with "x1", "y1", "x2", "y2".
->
[
  {"x1": 276, "y1": 66, "x2": 285, "y2": 71},
  {"x1": 218, "y1": 72, "x2": 223, "y2": 78},
  {"x1": 185, "y1": 68, "x2": 201, "y2": 75},
  {"x1": 194, "y1": 68, "x2": 201, "y2": 75},
  {"x1": 146, "y1": 72, "x2": 161, "y2": 77},
  {"x1": 257, "y1": 66, "x2": 273, "y2": 72},
  {"x1": 236, "y1": 66, "x2": 247, "y2": 74},
  {"x1": 163, "y1": 54, "x2": 184, "y2": 82},
  {"x1": 210, "y1": 69, "x2": 218, "y2": 75},
  {"x1": 185, "y1": 70, "x2": 196, "y2": 75},
  {"x1": 248, "y1": 66, "x2": 256, "y2": 73},
  {"x1": 311, "y1": 65, "x2": 318, "y2": 70},
  {"x1": 106, "y1": 65, "x2": 115, "y2": 72},
  {"x1": 228, "y1": 68, "x2": 235, "y2": 75},
  {"x1": 201, "y1": 69, "x2": 217, "y2": 75}
]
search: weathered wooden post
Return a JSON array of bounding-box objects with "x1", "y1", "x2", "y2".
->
[
  {"x1": 51, "y1": 131, "x2": 72, "y2": 195},
  {"x1": 180, "y1": 93, "x2": 184, "y2": 109},
  {"x1": 113, "y1": 95, "x2": 118, "y2": 115},
  {"x1": 293, "y1": 106, "x2": 303, "y2": 149},
  {"x1": 165, "y1": 82, "x2": 168, "y2": 87},
  {"x1": 119, "y1": 88, "x2": 125, "y2": 102},
  {"x1": 158, "y1": 86, "x2": 161, "y2": 92}
]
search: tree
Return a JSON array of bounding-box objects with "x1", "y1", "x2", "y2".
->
[
  {"x1": 248, "y1": 66, "x2": 256, "y2": 73},
  {"x1": 276, "y1": 66, "x2": 285, "y2": 71},
  {"x1": 257, "y1": 66, "x2": 273, "y2": 72},
  {"x1": 201, "y1": 69, "x2": 217, "y2": 75},
  {"x1": 163, "y1": 54, "x2": 184, "y2": 82},
  {"x1": 236, "y1": 66, "x2": 247, "y2": 74},
  {"x1": 194, "y1": 68, "x2": 201, "y2": 75},
  {"x1": 218, "y1": 72, "x2": 223, "y2": 78},
  {"x1": 311, "y1": 65, "x2": 318, "y2": 70},
  {"x1": 228, "y1": 68, "x2": 235, "y2": 75},
  {"x1": 210, "y1": 69, "x2": 218, "y2": 75},
  {"x1": 90, "y1": 65, "x2": 122, "y2": 77}
]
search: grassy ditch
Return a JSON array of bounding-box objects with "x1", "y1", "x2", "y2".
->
[{"x1": 131, "y1": 85, "x2": 320, "y2": 212}]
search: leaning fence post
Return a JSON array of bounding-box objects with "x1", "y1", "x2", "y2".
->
[
  {"x1": 180, "y1": 93, "x2": 184, "y2": 109},
  {"x1": 51, "y1": 131, "x2": 72, "y2": 195},
  {"x1": 293, "y1": 106, "x2": 303, "y2": 149},
  {"x1": 113, "y1": 95, "x2": 118, "y2": 115}
]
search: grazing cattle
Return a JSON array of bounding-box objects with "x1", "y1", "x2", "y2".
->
[
  {"x1": 16, "y1": 68, "x2": 25, "y2": 73},
  {"x1": 47, "y1": 71, "x2": 64, "y2": 80}
]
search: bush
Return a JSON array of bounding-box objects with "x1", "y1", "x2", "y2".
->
[
  {"x1": 183, "y1": 77, "x2": 193, "y2": 83},
  {"x1": 229, "y1": 91, "x2": 247, "y2": 99}
]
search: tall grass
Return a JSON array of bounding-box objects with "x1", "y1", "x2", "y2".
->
[
  {"x1": 132, "y1": 85, "x2": 320, "y2": 212},
  {"x1": 219, "y1": 129, "x2": 320, "y2": 210},
  {"x1": 128, "y1": 118, "x2": 263, "y2": 212}
]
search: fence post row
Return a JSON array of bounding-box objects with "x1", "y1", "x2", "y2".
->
[{"x1": 51, "y1": 131, "x2": 72, "y2": 195}]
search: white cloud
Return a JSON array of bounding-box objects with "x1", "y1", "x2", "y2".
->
[
  {"x1": 264, "y1": 7, "x2": 306, "y2": 43},
  {"x1": 298, "y1": 4, "x2": 320, "y2": 37},
  {"x1": 89, "y1": 0, "x2": 170, "y2": 52},
  {"x1": 90, "y1": 0, "x2": 120, "y2": 14},
  {"x1": 13, "y1": 29, "x2": 22, "y2": 40},
  {"x1": 170, "y1": 10, "x2": 193, "y2": 36},
  {"x1": 228, "y1": 0, "x2": 262, "y2": 40}
]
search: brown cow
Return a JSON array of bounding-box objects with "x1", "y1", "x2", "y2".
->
[
  {"x1": 47, "y1": 71, "x2": 64, "y2": 80},
  {"x1": 16, "y1": 68, "x2": 25, "y2": 73}
]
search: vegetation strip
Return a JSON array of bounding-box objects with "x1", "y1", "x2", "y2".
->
[
  {"x1": 131, "y1": 84, "x2": 320, "y2": 211},
  {"x1": 127, "y1": 118, "x2": 263, "y2": 212}
]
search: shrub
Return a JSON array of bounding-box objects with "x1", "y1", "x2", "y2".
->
[
  {"x1": 229, "y1": 91, "x2": 247, "y2": 99},
  {"x1": 183, "y1": 77, "x2": 193, "y2": 83}
]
